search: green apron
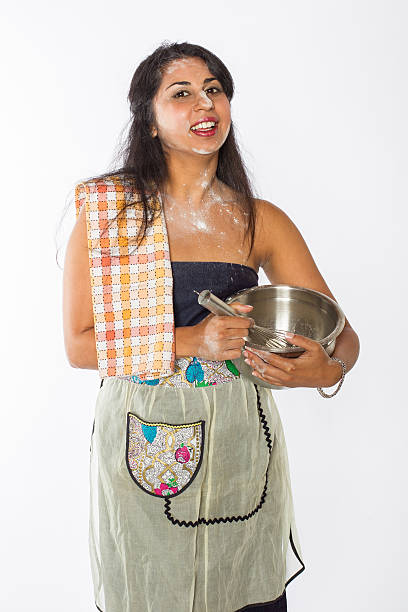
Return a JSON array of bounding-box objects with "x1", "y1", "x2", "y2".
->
[{"x1": 88, "y1": 361, "x2": 305, "y2": 612}]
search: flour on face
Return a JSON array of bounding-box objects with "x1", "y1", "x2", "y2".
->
[
  {"x1": 152, "y1": 58, "x2": 250, "y2": 262},
  {"x1": 154, "y1": 57, "x2": 231, "y2": 156}
]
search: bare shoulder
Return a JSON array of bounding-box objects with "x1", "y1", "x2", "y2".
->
[
  {"x1": 252, "y1": 198, "x2": 297, "y2": 265},
  {"x1": 253, "y1": 198, "x2": 354, "y2": 329},
  {"x1": 253, "y1": 195, "x2": 317, "y2": 276},
  {"x1": 254, "y1": 197, "x2": 294, "y2": 229}
]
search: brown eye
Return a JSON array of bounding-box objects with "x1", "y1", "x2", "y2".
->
[
  {"x1": 173, "y1": 86, "x2": 222, "y2": 99},
  {"x1": 173, "y1": 90, "x2": 189, "y2": 98}
]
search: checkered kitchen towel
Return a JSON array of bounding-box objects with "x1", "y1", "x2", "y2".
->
[{"x1": 75, "y1": 175, "x2": 176, "y2": 380}]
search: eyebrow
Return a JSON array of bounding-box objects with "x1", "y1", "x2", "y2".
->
[{"x1": 165, "y1": 77, "x2": 218, "y2": 91}]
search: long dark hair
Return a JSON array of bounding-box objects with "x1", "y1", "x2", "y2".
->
[{"x1": 58, "y1": 41, "x2": 258, "y2": 264}]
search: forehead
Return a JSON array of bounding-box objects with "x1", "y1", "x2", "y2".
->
[{"x1": 160, "y1": 57, "x2": 213, "y2": 83}]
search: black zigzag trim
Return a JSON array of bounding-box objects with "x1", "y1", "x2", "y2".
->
[
  {"x1": 163, "y1": 384, "x2": 273, "y2": 527},
  {"x1": 256, "y1": 383, "x2": 273, "y2": 453}
]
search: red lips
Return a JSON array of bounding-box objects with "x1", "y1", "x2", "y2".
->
[{"x1": 190, "y1": 116, "x2": 218, "y2": 128}]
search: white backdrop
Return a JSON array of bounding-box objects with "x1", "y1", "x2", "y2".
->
[{"x1": 1, "y1": 1, "x2": 406, "y2": 610}]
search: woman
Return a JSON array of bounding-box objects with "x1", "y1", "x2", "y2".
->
[{"x1": 63, "y1": 41, "x2": 360, "y2": 612}]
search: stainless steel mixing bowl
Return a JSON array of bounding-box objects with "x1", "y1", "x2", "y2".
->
[{"x1": 224, "y1": 284, "x2": 345, "y2": 390}]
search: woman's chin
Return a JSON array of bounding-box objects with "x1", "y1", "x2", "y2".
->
[{"x1": 161, "y1": 139, "x2": 221, "y2": 156}]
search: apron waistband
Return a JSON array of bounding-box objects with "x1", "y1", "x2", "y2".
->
[{"x1": 100, "y1": 356, "x2": 241, "y2": 389}]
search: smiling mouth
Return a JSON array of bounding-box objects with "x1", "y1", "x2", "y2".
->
[{"x1": 190, "y1": 123, "x2": 218, "y2": 137}]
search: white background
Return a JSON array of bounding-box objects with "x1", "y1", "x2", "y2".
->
[{"x1": 0, "y1": 1, "x2": 406, "y2": 610}]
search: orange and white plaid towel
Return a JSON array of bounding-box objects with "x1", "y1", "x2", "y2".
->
[{"x1": 75, "y1": 175, "x2": 176, "y2": 380}]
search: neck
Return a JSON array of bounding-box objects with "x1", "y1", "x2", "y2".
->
[{"x1": 161, "y1": 150, "x2": 220, "y2": 207}]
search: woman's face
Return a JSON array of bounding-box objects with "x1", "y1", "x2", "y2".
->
[{"x1": 152, "y1": 57, "x2": 231, "y2": 156}]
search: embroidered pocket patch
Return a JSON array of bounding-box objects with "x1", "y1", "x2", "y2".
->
[{"x1": 126, "y1": 412, "x2": 205, "y2": 498}]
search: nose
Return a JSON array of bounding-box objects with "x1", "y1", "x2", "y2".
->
[{"x1": 192, "y1": 90, "x2": 214, "y2": 111}]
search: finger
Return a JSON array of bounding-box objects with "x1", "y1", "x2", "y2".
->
[
  {"x1": 284, "y1": 332, "x2": 320, "y2": 351},
  {"x1": 244, "y1": 353, "x2": 291, "y2": 381},
  {"x1": 244, "y1": 347, "x2": 295, "y2": 374},
  {"x1": 229, "y1": 302, "x2": 253, "y2": 311},
  {"x1": 221, "y1": 316, "x2": 255, "y2": 329},
  {"x1": 251, "y1": 367, "x2": 289, "y2": 385},
  {"x1": 225, "y1": 330, "x2": 250, "y2": 340},
  {"x1": 223, "y1": 348, "x2": 245, "y2": 360},
  {"x1": 224, "y1": 338, "x2": 246, "y2": 350},
  {"x1": 245, "y1": 346, "x2": 296, "y2": 374},
  {"x1": 229, "y1": 304, "x2": 254, "y2": 318},
  {"x1": 252, "y1": 370, "x2": 285, "y2": 386}
]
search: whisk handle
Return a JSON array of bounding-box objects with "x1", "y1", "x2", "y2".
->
[{"x1": 197, "y1": 289, "x2": 243, "y2": 318}]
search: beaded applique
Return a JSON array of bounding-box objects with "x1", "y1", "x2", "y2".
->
[
  {"x1": 117, "y1": 356, "x2": 241, "y2": 388},
  {"x1": 126, "y1": 412, "x2": 205, "y2": 498}
]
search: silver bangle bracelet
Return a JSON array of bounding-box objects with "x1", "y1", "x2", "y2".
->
[{"x1": 317, "y1": 357, "x2": 347, "y2": 398}]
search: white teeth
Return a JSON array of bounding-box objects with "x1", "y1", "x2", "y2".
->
[{"x1": 191, "y1": 121, "x2": 216, "y2": 131}]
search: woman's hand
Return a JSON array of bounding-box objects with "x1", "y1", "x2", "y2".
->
[
  {"x1": 243, "y1": 333, "x2": 343, "y2": 388},
  {"x1": 194, "y1": 302, "x2": 255, "y2": 361}
]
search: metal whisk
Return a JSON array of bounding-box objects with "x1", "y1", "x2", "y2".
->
[{"x1": 194, "y1": 289, "x2": 295, "y2": 351}]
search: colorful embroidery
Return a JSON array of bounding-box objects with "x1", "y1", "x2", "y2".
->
[
  {"x1": 126, "y1": 413, "x2": 205, "y2": 498},
  {"x1": 141, "y1": 423, "x2": 157, "y2": 443},
  {"x1": 131, "y1": 375, "x2": 160, "y2": 386},
  {"x1": 74, "y1": 176, "x2": 175, "y2": 380},
  {"x1": 225, "y1": 359, "x2": 240, "y2": 376},
  {"x1": 175, "y1": 443, "x2": 193, "y2": 463},
  {"x1": 155, "y1": 480, "x2": 179, "y2": 496},
  {"x1": 185, "y1": 357, "x2": 204, "y2": 384},
  {"x1": 118, "y1": 356, "x2": 241, "y2": 388}
]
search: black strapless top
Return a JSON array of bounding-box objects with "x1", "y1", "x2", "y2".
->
[{"x1": 171, "y1": 261, "x2": 258, "y2": 327}]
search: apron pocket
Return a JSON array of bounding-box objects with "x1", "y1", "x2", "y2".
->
[{"x1": 126, "y1": 411, "x2": 205, "y2": 499}]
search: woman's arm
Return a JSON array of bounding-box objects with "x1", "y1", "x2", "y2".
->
[
  {"x1": 67, "y1": 328, "x2": 98, "y2": 370},
  {"x1": 246, "y1": 199, "x2": 360, "y2": 387},
  {"x1": 324, "y1": 326, "x2": 360, "y2": 382},
  {"x1": 62, "y1": 206, "x2": 194, "y2": 369},
  {"x1": 175, "y1": 326, "x2": 201, "y2": 358},
  {"x1": 66, "y1": 325, "x2": 189, "y2": 371},
  {"x1": 63, "y1": 203, "x2": 196, "y2": 370},
  {"x1": 63, "y1": 204, "x2": 97, "y2": 368}
]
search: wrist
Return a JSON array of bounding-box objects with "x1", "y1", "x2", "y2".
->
[
  {"x1": 175, "y1": 326, "x2": 200, "y2": 358},
  {"x1": 317, "y1": 356, "x2": 347, "y2": 398},
  {"x1": 323, "y1": 358, "x2": 344, "y2": 387}
]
